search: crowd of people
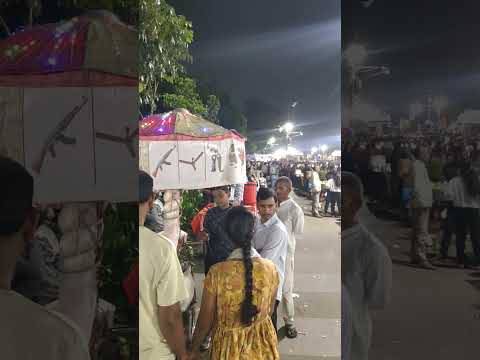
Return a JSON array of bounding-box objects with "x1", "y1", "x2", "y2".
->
[
  {"x1": 342, "y1": 132, "x2": 480, "y2": 270},
  {"x1": 139, "y1": 157, "x2": 331, "y2": 359},
  {"x1": 246, "y1": 159, "x2": 342, "y2": 218}
]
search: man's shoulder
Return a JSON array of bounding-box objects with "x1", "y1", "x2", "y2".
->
[
  {"x1": 272, "y1": 216, "x2": 289, "y2": 235},
  {"x1": 360, "y1": 226, "x2": 390, "y2": 258},
  {"x1": 139, "y1": 227, "x2": 174, "y2": 256},
  {"x1": 4, "y1": 291, "x2": 87, "y2": 347}
]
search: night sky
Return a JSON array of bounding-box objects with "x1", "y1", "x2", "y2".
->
[
  {"x1": 344, "y1": 0, "x2": 480, "y2": 116},
  {"x1": 169, "y1": 0, "x2": 341, "y2": 151}
]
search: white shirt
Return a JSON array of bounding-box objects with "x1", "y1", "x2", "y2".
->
[
  {"x1": 0, "y1": 289, "x2": 90, "y2": 359},
  {"x1": 327, "y1": 178, "x2": 341, "y2": 193},
  {"x1": 276, "y1": 197, "x2": 305, "y2": 254},
  {"x1": 342, "y1": 224, "x2": 392, "y2": 360},
  {"x1": 311, "y1": 171, "x2": 322, "y2": 192},
  {"x1": 342, "y1": 285, "x2": 353, "y2": 360},
  {"x1": 446, "y1": 176, "x2": 480, "y2": 208},
  {"x1": 139, "y1": 226, "x2": 188, "y2": 360},
  {"x1": 253, "y1": 214, "x2": 288, "y2": 301},
  {"x1": 409, "y1": 160, "x2": 433, "y2": 208}
]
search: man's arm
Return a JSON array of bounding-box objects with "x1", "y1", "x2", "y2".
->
[
  {"x1": 155, "y1": 241, "x2": 190, "y2": 359},
  {"x1": 293, "y1": 205, "x2": 305, "y2": 237},
  {"x1": 191, "y1": 287, "x2": 216, "y2": 355},
  {"x1": 157, "y1": 303, "x2": 189, "y2": 360}
]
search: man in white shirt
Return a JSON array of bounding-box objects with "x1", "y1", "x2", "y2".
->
[
  {"x1": 400, "y1": 148, "x2": 435, "y2": 269},
  {"x1": 0, "y1": 156, "x2": 90, "y2": 360},
  {"x1": 275, "y1": 177, "x2": 304, "y2": 338},
  {"x1": 341, "y1": 172, "x2": 392, "y2": 360},
  {"x1": 138, "y1": 171, "x2": 190, "y2": 360},
  {"x1": 253, "y1": 187, "x2": 289, "y2": 332}
]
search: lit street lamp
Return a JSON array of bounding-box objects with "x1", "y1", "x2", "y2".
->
[
  {"x1": 279, "y1": 122, "x2": 303, "y2": 153},
  {"x1": 283, "y1": 122, "x2": 294, "y2": 133}
]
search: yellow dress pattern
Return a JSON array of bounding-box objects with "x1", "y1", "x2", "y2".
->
[{"x1": 204, "y1": 258, "x2": 280, "y2": 360}]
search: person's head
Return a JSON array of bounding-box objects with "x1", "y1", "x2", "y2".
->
[
  {"x1": 225, "y1": 206, "x2": 259, "y2": 326},
  {"x1": 139, "y1": 171, "x2": 154, "y2": 224},
  {"x1": 256, "y1": 187, "x2": 277, "y2": 222},
  {"x1": 341, "y1": 172, "x2": 364, "y2": 228},
  {"x1": 0, "y1": 157, "x2": 37, "y2": 270},
  {"x1": 212, "y1": 186, "x2": 231, "y2": 208},
  {"x1": 275, "y1": 176, "x2": 292, "y2": 202}
]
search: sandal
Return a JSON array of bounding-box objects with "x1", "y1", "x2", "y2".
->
[{"x1": 285, "y1": 325, "x2": 298, "y2": 339}]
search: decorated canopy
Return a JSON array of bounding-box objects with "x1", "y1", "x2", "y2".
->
[
  {"x1": 0, "y1": 11, "x2": 137, "y2": 204},
  {"x1": 140, "y1": 109, "x2": 246, "y2": 191},
  {"x1": 0, "y1": 10, "x2": 137, "y2": 87}
]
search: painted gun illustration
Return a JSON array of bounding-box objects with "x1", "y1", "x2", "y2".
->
[
  {"x1": 96, "y1": 126, "x2": 139, "y2": 158},
  {"x1": 208, "y1": 145, "x2": 223, "y2": 173},
  {"x1": 153, "y1": 145, "x2": 176, "y2": 177},
  {"x1": 32, "y1": 96, "x2": 88, "y2": 175},
  {"x1": 179, "y1": 151, "x2": 204, "y2": 171}
]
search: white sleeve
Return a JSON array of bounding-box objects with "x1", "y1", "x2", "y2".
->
[
  {"x1": 293, "y1": 206, "x2": 305, "y2": 237},
  {"x1": 364, "y1": 241, "x2": 392, "y2": 309}
]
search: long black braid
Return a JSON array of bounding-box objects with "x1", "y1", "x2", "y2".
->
[{"x1": 225, "y1": 206, "x2": 259, "y2": 326}]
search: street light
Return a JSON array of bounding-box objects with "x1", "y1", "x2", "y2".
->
[
  {"x1": 320, "y1": 144, "x2": 328, "y2": 153},
  {"x1": 268, "y1": 136, "x2": 276, "y2": 145},
  {"x1": 283, "y1": 122, "x2": 294, "y2": 133},
  {"x1": 311, "y1": 146, "x2": 318, "y2": 154},
  {"x1": 344, "y1": 44, "x2": 368, "y2": 67}
]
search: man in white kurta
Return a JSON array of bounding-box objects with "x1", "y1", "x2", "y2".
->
[
  {"x1": 341, "y1": 172, "x2": 392, "y2": 360},
  {"x1": 275, "y1": 177, "x2": 304, "y2": 338}
]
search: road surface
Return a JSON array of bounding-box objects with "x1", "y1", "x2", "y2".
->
[{"x1": 359, "y1": 206, "x2": 480, "y2": 360}]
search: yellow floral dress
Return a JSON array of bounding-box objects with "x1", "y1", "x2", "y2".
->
[{"x1": 204, "y1": 258, "x2": 280, "y2": 360}]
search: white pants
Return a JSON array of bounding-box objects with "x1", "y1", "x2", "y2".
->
[{"x1": 282, "y1": 251, "x2": 295, "y2": 325}]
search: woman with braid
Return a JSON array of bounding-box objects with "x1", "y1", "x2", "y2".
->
[{"x1": 191, "y1": 206, "x2": 280, "y2": 360}]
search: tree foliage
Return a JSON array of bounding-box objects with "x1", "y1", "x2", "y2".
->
[
  {"x1": 161, "y1": 75, "x2": 207, "y2": 115},
  {"x1": 139, "y1": 0, "x2": 193, "y2": 113},
  {"x1": 205, "y1": 94, "x2": 221, "y2": 124}
]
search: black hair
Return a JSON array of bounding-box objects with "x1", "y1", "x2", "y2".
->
[
  {"x1": 256, "y1": 187, "x2": 277, "y2": 203},
  {"x1": 225, "y1": 206, "x2": 259, "y2": 326},
  {"x1": 459, "y1": 162, "x2": 480, "y2": 197},
  {"x1": 275, "y1": 176, "x2": 292, "y2": 189},
  {"x1": 0, "y1": 156, "x2": 34, "y2": 236},
  {"x1": 334, "y1": 173, "x2": 341, "y2": 188},
  {"x1": 212, "y1": 185, "x2": 231, "y2": 194},
  {"x1": 139, "y1": 171, "x2": 154, "y2": 204}
]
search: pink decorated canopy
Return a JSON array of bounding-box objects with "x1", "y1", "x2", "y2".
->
[
  {"x1": 0, "y1": 10, "x2": 137, "y2": 87},
  {"x1": 139, "y1": 108, "x2": 244, "y2": 141}
]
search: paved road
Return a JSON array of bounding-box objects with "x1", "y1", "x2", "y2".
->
[
  {"x1": 193, "y1": 193, "x2": 341, "y2": 359},
  {"x1": 359, "y1": 207, "x2": 480, "y2": 360}
]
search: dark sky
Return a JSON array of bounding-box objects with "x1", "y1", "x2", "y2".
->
[
  {"x1": 169, "y1": 0, "x2": 341, "y2": 151},
  {"x1": 345, "y1": 0, "x2": 480, "y2": 115}
]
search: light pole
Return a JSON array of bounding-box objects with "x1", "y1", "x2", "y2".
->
[
  {"x1": 320, "y1": 144, "x2": 328, "y2": 160},
  {"x1": 343, "y1": 44, "x2": 390, "y2": 128},
  {"x1": 279, "y1": 122, "x2": 303, "y2": 154}
]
